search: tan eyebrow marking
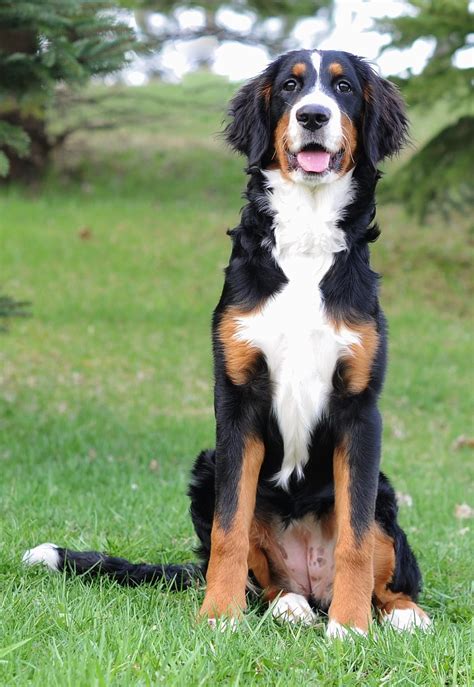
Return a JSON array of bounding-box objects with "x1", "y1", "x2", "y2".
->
[
  {"x1": 329, "y1": 62, "x2": 344, "y2": 77},
  {"x1": 291, "y1": 62, "x2": 306, "y2": 77}
]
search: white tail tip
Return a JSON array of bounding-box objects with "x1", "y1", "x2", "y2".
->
[{"x1": 23, "y1": 543, "x2": 60, "y2": 572}]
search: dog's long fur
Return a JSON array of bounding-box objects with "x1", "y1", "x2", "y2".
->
[{"x1": 24, "y1": 50, "x2": 431, "y2": 637}]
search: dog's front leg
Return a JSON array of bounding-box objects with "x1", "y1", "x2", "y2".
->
[
  {"x1": 327, "y1": 405, "x2": 382, "y2": 637},
  {"x1": 199, "y1": 421, "x2": 264, "y2": 623}
]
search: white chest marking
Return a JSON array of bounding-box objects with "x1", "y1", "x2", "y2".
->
[{"x1": 236, "y1": 170, "x2": 357, "y2": 488}]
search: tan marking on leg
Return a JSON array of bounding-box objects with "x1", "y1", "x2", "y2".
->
[
  {"x1": 373, "y1": 524, "x2": 397, "y2": 606},
  {"x1": 329, "y1": 443, "x2": 374, "y2": 631},
  {"x1": 248, "y1": 538, "x2": 283, "y2": 602},
  {"x1": 372, "y1": 525, "x2": 430, "y2": 623},
  {"x1": 248, "y1": 519, "x2": 287, "y2": 602},
  {"x1": 329, "y1": 62, "x2": 344, "y2": 77},
  {"x1": 218, "y1": 307, "x2": 261, "y2": 386},
  {"x1": 273, "y1": 112, "x2": 291, "y2": 178},
  {"x1": 340, "y1": 112, "x2": 358, "y2": 174},
  {"x1": 199, "y1": 436, "x2": 265, "y2": 619},
  {"x1": 292, "y1": 62, "x2": 306, "y2": 77}
]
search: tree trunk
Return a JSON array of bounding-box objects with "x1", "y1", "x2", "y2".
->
[
  {"x1": 1, "y1": 111, "x2": 52, "y2": 182},
  {"x1": 0, "y1": 28, "x2": 51, "y2": 182}
]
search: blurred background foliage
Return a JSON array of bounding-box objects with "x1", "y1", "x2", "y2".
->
[
  {"x1": 0, "y1": 0, "x2": 137, "y2": 179},
  {"x1": 0, "y1": 0, "x2": 472, "y2": 216},
  {"x1": 378, "y1": 0, "x2": 473, "y2": 217},
  {"x1": 130, "y1": 0, "x2": 332, "y2": 52}
]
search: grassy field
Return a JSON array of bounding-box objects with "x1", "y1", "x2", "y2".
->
[{"x1": 0, "y1": 75, "x2": 472, "y2": 686}]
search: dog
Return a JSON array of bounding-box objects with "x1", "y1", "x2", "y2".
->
[{"x1": 24, "y1": 49, "x2": 431, "y2": 638}]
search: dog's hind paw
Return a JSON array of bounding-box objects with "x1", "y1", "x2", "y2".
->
[{"x1": 382, "y1": 607, "x2": 432, "y2": 632}]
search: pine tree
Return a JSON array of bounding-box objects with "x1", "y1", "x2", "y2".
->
[
  {"x1": 0, "y1": 0, "x2": 136, "y2": 179},
  {"x1": 379, "y1": 0, "x2": 473, "y2": 219}
]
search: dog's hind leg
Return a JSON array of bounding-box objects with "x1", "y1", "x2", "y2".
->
[
  {"x1": 373, "y1": 524, "x2": 431, "y2": 632},
  {"x1": 372, "y1": 473, "x2": 431, "y2": 632}
]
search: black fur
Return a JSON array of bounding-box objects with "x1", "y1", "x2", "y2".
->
[
  {"x1": 353, "y1": 58, "x2": 409, "y2": 167},
  {"x1": 28, "y1": 50, "x2": 422, "y2": 613},
  {"x1": 189, "y1": 450, "x2": 422, "y2": 601},
  {"x1": 49, "y1": 547, "x2": 202, "y2": 589}
]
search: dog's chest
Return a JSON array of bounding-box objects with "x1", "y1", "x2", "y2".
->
[
  {"x1": 237, "y1": 258, "x2": 355, "y2": 487},
  {"x1": 236, "y1": 172, "x2": 357, "y2": 488}
]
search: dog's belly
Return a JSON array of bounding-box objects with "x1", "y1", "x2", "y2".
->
[
  {"x1": 262, "y1": 514, "x2": 336, "y2": 606},
  {"x1": 236, "y1": 255, "x2": 357, "y2": 487}
]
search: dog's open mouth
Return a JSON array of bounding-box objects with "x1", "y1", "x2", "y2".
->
[{"x1": 288, "y1": 144, "x2": 343, "y2": 175}]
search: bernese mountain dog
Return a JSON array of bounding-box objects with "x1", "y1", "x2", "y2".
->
[{"x1": 24, "y1": 49, "x2": 431, "y2": 638}]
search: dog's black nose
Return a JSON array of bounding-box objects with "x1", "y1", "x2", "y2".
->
[{"x1": 296, "y1": 105, "x2": 331, "y2": 130}]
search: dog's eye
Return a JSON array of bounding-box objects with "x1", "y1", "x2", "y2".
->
[
  {"x1": 282, "y1": 79, "x2": 298, "y2": 92},
  {"x1": 336, "y1": 80, "x2": 352, "y2": 93}
]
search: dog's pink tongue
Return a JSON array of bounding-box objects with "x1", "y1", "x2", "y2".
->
[{"x1": 297, "y1": 150, "x2": 330, "y2": 173}]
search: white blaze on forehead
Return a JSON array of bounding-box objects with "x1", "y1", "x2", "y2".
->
[
  {"x1": 311, "y1": 51, "x2": 321, "y2": 78},
  {"x1": 288, "y1": 50, "x2": 343, "y2": 156}
]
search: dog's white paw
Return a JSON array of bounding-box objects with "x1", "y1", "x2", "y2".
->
[
  {"x1": 326, "y1": 620, "x2": 367, "y2": 640},
  {"x1": 272, "y1": 593, "x2": 317, "y2": 625},
  {"x1": 382, "y1": 608, "x2": 432, "y2": 632},
  {"x1": 22, "y1": 543, "x2": 60, "y2": 571}
]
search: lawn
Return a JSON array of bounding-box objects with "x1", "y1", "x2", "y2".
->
[{"x1": 0, "y1": 75, "x2": 472, "y2": 686}]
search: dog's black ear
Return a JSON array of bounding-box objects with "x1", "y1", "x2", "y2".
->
[
  {"x1": 224, "y1": 69, "x2": 273, "y2": 168},
  {"x1": 356, "y1": 61, "x2": 408, "y2": 167}
]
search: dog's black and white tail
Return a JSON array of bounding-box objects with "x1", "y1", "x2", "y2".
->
[{"x1": 22, "y1": 543, "x2": 202, "y2": 589}]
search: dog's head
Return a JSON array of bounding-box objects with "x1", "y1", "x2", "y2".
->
[{"x1": 225, "y1": 49, "x2": 408, "y2": 185}]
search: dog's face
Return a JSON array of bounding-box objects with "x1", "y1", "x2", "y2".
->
[{"x1": 225, "y1": 49, "x2": 408, "y2": 186}]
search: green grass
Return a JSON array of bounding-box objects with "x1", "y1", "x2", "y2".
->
[{"x1": 0, "y1": 74, "x2": 473, "y2": 685}]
